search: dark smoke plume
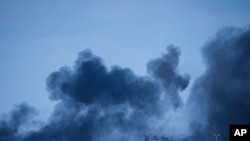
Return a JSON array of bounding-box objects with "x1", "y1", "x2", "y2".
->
[
  {"x1": 1, "y1": 26, "x2": 250, "y2": 141},
  {"x1": 0, "y1": 46, "x2": 189, "y2": 141},
  {"x1": 0, "y1": 103, "x2": 37, "y2": 141},
  {"x1": 188, "y1": 26, "x2": 250, "y2": 141}
]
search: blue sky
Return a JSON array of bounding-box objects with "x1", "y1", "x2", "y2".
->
[{"x1": 1, "y1": 0, "x2": 250, "y2": 120}]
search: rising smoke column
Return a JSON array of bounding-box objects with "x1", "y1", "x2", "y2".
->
[
  {"x1": 18, "y1": 46, "x2": 189, "y2": 141},
  {"x1": 188, "y1": 26, "x2": 250, "y2": 141}
]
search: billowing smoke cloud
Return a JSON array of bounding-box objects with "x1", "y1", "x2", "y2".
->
[
  {"x1": 188, "y1": 26, "x2": 250, "y2": 141},
  {"x1": 0, "y1": 45, "x2": 189, "y2": 141},
  {"x1": 147, "y1": 45, "x2": 190, "y2": 109},
  {"x1": 0, "y1": 103, "x2": 37, "y2": 141},
  {"x1": 1, "y1": 26, "x2": 250, "y2": 141}
]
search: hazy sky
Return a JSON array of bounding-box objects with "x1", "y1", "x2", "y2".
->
[{"x1": 1, "y1": 0, "x2": 250, "y2": 120}]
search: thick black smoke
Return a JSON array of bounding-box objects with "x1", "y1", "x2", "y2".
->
[
  {"x1": 188, "y1": 26, "x2": 250, "y2": 141},
  {"x1": 0, "y1": 46, "x2": 189, "y2": 141},
  {"x1": 0, "y1": 103, "x2": 37, "y2": 141},
  {"x1": 1, "y1": 26, "x2": 249, "y2": 141},
  {"x1": 147, "y1": 45, "x2": 190, "y2": 109}
]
